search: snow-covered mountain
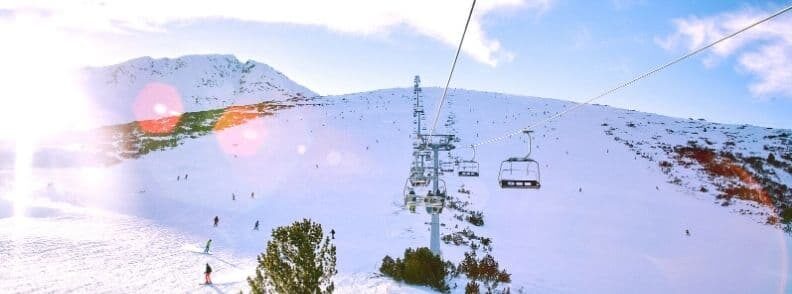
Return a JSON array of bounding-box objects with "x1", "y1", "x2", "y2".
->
[
  {"x1": 1, "y1": 56, "x2": 790, "y2": 293},
  {"x1": 80, "y1": 54, "x2": 316, "y2": 126}
]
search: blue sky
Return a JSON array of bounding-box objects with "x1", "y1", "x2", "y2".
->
[{"x1": 2, "y1": 0, "x2": 792, "y2": 129}]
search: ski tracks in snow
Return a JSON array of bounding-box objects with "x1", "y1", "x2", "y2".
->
[{"x1": 0, "y1": 207, "x2": 252, "y2": 293}]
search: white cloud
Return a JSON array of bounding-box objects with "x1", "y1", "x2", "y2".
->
[
  {"x1": 655, "y1": 7, "x2": 792, "y2": 97},
  {"x1": 0, "y1": 0, "x2": 551, "y2": 67}
]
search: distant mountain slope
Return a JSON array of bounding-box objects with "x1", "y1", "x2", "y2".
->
[
  {"x1": 601, "y1": 110, "x2": 792, "y2": 225},
  {"x1": 80, "y1": 54, "x2": 316, "y2": 126}
]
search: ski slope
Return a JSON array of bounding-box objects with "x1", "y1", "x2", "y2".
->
[{"x1": 1, "y1": 56, "x2": 790, "y2": 293}]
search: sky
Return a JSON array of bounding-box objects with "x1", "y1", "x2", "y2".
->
[{"x1": 1, "y1": 0, "x2": 792, "y2": 130}]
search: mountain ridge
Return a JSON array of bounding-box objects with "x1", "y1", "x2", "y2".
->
[{"x1": 79, "y1": 54, "x2": 317, "y2": 126}]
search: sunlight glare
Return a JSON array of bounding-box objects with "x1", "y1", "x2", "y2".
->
[
  {"x1": 133, "y1": 82, "x2": 184, "y2": 134},
  {"x1": 154, "y1": 103, "x2": 167, "y2": 115},
  {"x1": 1, "y1": 10, "x2": 101, "y2": 217}
]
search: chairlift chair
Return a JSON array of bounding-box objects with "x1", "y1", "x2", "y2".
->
[
  {"x1": 458, "y1": 161, "x2": 479, "y2": 177},
  {"x1": 409, "y1": 165, "x2": 430, "y2": 186},
  {"x1": 424, "y1": 179, "x2": 447, "y2": 214},
  {"x1": 498, "y1": 130, "x2": 541, "y2": 189},
  {"x1": 498, "y1": 157, "x2": 541, "y2": 189},
  {"x1": 458, "y1": 146, "x2": 480, "y2": 177},
  {"x1": 403, "y1": 179, "x2": 418, "y2": 206},
  {"x1": 410, "y1": 174, "x2": 429, "y2": 187},
  {"x1": 440, "y1": 160, "x2": 455, "y2": 173}
]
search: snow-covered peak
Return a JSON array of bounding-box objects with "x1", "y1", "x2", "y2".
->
[{"x1": 80, "y1": 54, "x2": 316, "y2": 126}]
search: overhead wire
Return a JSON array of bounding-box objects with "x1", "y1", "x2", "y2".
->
[
  {"x1": 470, "y1": 2, "x2": 792, "y2": 148},
  {"x1": 428, "y1": 0, "x2": 477, "y2": 136}
]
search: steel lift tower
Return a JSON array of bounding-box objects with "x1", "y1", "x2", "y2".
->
[{"x1": 415, "y1": 134, "x2": 455, "y2": 255}]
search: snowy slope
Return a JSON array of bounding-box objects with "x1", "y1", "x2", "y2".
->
[
  {"x1": 1, "y1": 59, "x2": 791, "y2": 293},
  {"x1": 79, "y1": 54, "x2": 317, "y2": 126}
]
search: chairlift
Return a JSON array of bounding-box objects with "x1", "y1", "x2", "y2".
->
[
  {"x1": 410, "y1": 173, "x2": 429, "y2": 187},
  {"x1": 403, "y1": 179, "x2": 417, "y2": 204},
  {"x1": 440, "y1": 160, "x2": 455, "y2": 173},
  {"x1": 403, "y1": 179, "x2": 421, "y2": 214},
  {"x1": 409, "y1": 162, "x2": 430, "y2": 186},
  {"x1": 498, "y1": 130, "x2": 541, "y2": 189},
  {"x1": 458, "y1": 161, "x2": 479, "y2": 176},
  {"x1": 458, "y1": 146, "x2": 480, "y2": 177},
  {"x1": 424, "y1": 179, "x2": 446, "y2": 214}
]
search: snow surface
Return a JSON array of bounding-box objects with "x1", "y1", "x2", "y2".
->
[{"x1": 1, "y1": 57, "x2": 790, "y2": 293}]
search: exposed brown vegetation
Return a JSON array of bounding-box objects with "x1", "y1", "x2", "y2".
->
[{"x1": 675, "y1": 146, "x2": 773, "y2": 206}]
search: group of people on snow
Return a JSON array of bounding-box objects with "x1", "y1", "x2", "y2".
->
[
  {"x1": 200, "y1": 216, "x2": 277, "y2": 284},
  {"x1": 200, "y1": 216, "x2": 336, "y2": 285}
]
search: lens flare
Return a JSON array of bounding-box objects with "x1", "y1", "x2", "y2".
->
[
  {"x1": 133, "y1": 83, "x2": 184, "y2": 134},
  {"x1": 214, "y1": 105, "x2": 268, "y2": 157}
]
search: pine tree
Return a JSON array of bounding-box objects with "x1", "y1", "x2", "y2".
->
[
  {"x1": 379, "y1": 247, "x2": 450, "y2": 292},
  {"x1": 465, "y1": 280, "x2": 481, "y2": 294},
  {"x1": 458, "y1": 250, "x2": 511, "y2": 293},
  {"x1": 247, "y1": 218, "x2": 337, "y2": 294}
]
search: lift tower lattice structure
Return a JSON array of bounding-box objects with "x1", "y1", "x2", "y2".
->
[{"x1": 414, "y1": 134, "x2": 455, "y2": 255}]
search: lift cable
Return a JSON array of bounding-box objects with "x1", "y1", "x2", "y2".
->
[
  {"x1": 470, "y1": 2, "x2": 792, "y2": 149},
  {"x1": 428, "y1": 0, "x2": 477, "y2": 136}
]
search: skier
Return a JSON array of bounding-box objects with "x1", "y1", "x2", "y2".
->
[
  {"x1": 204, "y1": 239, "x2": 212, "y2": 253},
  {"x1": 685, "y1": 229, "x2": 691, "y2": 236},
  {"x1": 204, "y1": 263, "x2": 213, "y2": 284},
  {"x1": 330, "y1": 229, "x2": 335, "y2": 239},
  {"x1": 177, "y1": 175, "x2": 180, "y2": 181},
  {"x1": 185, "y1": 174, "x2": 189, "y2": 180},
  {"x1": 213, "y1": 216, "x2": 219, "y2": 227},
  {"x1": 232, "y1": 193, "x2": 236, "y2": 201},
  {"x1": 253, "y1": 220, "x2": 260, "y2": 230},
  {"x1": 250, "y1": 192, "x2": 255, "y2": 199}
]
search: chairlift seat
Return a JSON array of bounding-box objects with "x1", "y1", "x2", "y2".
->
[
  {"x1": 506, "y1": 156, "x2": 530, "y2": 162},
  {"x1": 458, "y1": 160, "x2": 480, "y2": 177},
  {"x1": 499, "y1": 179, "x2": 541, "y2": 189},
  {"x1": 410, "y1": 177, "x2": 429, "y2": 186},
  {"x1": 498, "y1": 157, "x2": 541, "y2": 190},
  {"x1": 497, "y1": 130, "x2": 541, "y2": 190},
  {"x1": 458, "y1": 170, "x2": 479, "y2": 177}
]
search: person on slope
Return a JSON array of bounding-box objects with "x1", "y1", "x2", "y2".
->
[
  {"x1": 213, "y1": 216, "x2": 219, "y2": 227},
  {"x1": 253, "y1": 220, "x2": 260, "y2": 231},
  {"x1": 204, "y1": 239, "x2": 212, "y2": 254},
  {"x1": 204, "y1": 263, "x2": 213, "y2": 284}
]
